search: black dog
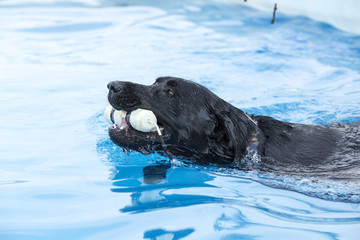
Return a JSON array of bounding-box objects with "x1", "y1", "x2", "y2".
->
[{"x1": 107, "y1": 77, "x2": 360, "y2": 181}]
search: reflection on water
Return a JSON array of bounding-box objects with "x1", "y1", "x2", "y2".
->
[
  {"x1": 95, "y1": 131, "x2": 360, "y2": 239},
  {"x1": 111, "y1": 164, "x2": 222, "y2": 214},
  {"x1": 142, "y1": 164, "x2": 171, "y2": 184},
  {"x1": 143, "y1": 228, "x2": 194, "y2": 240}
]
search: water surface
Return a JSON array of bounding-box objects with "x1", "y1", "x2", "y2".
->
[{"x1": 1, "y1": 0, "x2": 360, "y2": 239}]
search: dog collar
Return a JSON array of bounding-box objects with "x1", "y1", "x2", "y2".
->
[
  {"x1": 235, "y1": 129, "x2": 261, "y2": 169},
  {"x1": 247, "y1": 134, "x2": 259, "y2": 152}
]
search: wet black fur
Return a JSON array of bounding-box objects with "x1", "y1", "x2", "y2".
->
[{"x1": 107, "y1": 77, "x2": 360, "y2": 179}]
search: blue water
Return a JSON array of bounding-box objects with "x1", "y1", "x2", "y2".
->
[{"x1": 1, "y1": 0, "x2": 360, "y2": 239}]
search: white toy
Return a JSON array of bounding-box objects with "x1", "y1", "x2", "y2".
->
[
  {"x1": 104, "y1": 105, "x2": 126, "y2": 125},
  {"x1": 104, "y1": 105, "x2": 158, "y2": 132},
  {"x1": 128, "y1": 109, "x2": 157, "y2": 132},
  {"x1": 105, "y1": 105, "x2": 171, "y2": 159}
]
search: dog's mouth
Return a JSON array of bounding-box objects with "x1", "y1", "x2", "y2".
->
[
  {"x1": 105, "y1": 106, "x2": 171, "y2": 155},
  {"x1": 109, "y1": 117, "x2": 167, "y2": 139}
]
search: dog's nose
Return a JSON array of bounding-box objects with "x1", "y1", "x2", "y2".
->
[
  {"x1": 107, "y1": 81, "x2": 113, "y2": 90},
  {"x1": 107, "y1": 81, "x2": 123, "y2": 93}
]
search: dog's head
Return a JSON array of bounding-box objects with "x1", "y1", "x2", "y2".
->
[{"x1": 107, "y1": 77, "x2": 255, "y2": 164}]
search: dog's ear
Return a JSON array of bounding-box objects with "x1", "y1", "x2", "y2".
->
[{"x1": 208, "y1": 104, "x2": 250, "y2": 163}]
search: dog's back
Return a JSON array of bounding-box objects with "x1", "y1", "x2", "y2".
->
[{"x1": 254, "y1": 117, "x2": 360, "y2": 182}]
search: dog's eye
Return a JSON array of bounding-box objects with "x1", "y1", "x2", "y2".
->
[{"x1": 167, "y1": 89, "x2": 174, "y2": 96}]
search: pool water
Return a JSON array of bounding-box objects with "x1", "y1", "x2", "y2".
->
[{"x1": 1, "y1": 0, "x2": 360, "y2": 239}]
